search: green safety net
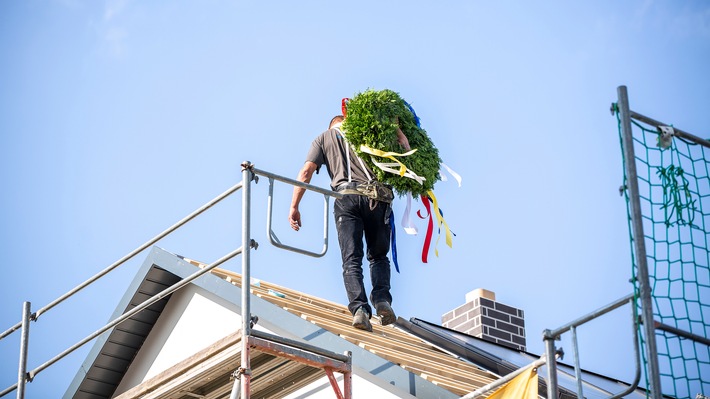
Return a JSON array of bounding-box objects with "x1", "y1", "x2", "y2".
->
[{"x1": 614, "y1": 106, "x2": 710, "y2": 398}]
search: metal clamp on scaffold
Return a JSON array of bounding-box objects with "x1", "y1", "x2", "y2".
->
[
  {"x1": 232, "y1": 367, "x2": 251, "y2": 381},
  {"x1": 241, "y1": 161, "x2": 259, "y2": 183}
]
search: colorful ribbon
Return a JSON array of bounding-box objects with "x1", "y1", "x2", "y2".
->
[
  {"x1": 403, "y1": 100, "x2": 421, "y2": 128},
  {"x1": 389, "y1": 210, "x2": 399, "y2": 273},
  {"x1": 341, "y1": 98, "x2": 349, "y2": 117},
  {"x1": 359, "y1": 145, "x2": 417, "y2": 176},
  {"x1": 428, "y1": 190, "x2": 454, "y2": 255},
  {"x1": 417, "y1": 191, "x2": 454, "y2": 262},
  {"x1": 360, "y1": 143, "x2": 428, "y2": 190},
  {"x1": 417, "y1": 195, "x2": 434, "y2": 263},
  {"x1": 369, "y1": 158, "x2": 427, "y2": 185}
]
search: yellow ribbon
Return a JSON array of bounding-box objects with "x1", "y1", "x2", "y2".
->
[
  {"x1": 370, "y1": 159, "x2": 427, "y2": 185},
  {"x1": 427, "y1": 190, "x2": 453, "y2": 256},
  {"x1": 360, "y1": 145, "x2": 417, "y2": 177}
]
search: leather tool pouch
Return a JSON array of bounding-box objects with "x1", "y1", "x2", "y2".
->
[{"x1": 356, "y1": 181, "x2": 394, "y2": 203}]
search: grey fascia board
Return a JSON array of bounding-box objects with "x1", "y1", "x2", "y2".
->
[{"x1": 63, "y1": 246, "x2": 178, "y2": 398}]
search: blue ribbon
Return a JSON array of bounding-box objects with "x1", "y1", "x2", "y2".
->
[
  {"x1": 403, "y1": 100, "x2": 421, "y2": 128},
  {"x1": 389, "y1": 210, "x2": 400, "y2": 273},
  {"x1": 436, "y1": 206, "x2": 456, "y2": 237},
  {"x1": 437, "y1": 206, "x2": 457, "y2": 237}
]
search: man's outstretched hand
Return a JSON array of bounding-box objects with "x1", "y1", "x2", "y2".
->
[{"x1": 289, "y1": 208, "x2": 302, "y2": 231}]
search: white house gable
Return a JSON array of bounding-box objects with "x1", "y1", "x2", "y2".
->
[{"x1": 114, "y1": 284, "x2": 240, "y2": 395}]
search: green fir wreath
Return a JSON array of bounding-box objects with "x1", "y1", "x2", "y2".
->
[{"x1": 341, "y1": 89, "x2": 441, "y2": 197}]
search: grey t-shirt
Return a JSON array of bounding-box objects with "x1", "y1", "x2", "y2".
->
[{"x1": 306, "y1": 127, "x2": 375, "y2": 190}]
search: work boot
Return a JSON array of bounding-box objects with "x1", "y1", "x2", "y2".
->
[
  {"x1": 375, "y1": 302, "x2": 396, "y2": 326},
  {"x1": 352, "y1": 307, "x2": 372, "y2": 332}
]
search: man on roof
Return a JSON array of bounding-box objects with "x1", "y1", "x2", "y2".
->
[{"x1": 289, "y1": 115, "x2": 409, "y2": 332}]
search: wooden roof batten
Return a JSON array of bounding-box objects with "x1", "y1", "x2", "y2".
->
[{"x1": 186, "y1": 258, "x2": 501, "y2": 397}]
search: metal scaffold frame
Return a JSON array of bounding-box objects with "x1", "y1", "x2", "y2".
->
[
  {"x1": 232, "y1": 162, "x2": 351, "y2": 399},
  {"x1": 0, "y1": 161, "x2": 351, "y2": 399},
  {"x1": 616, "y1": 85, "x2": 664, "y2": 399},
  {"x1": 541, "y1": 293, "x2": 642, "y2": 399},
  {"x1": 614, "y1": 85, "x2": 710, "y2": 399}
]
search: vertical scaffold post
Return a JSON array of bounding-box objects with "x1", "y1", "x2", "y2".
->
[
  {"x1": 241, "y1": 162, "x2": 253, "y2": 399},
  {"x1": 570, "y1": 326, "x2": 584, "y2": 399},
  {"x1": 17, "y1": 302, "x2": 31, "y2": 399},
  {"x1": 617, "y1": 85, "x2": 662, "y2": 399},
  {"x1": 543, "y1": 330, "x2": 558, "y2": 399},
  {"x1": 344, "y1": 351, "x2": 352, "y2": 399}
]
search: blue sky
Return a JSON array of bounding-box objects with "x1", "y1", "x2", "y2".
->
[{"x1": 1, "y1": 1, "x2": 709, "y2": 397}]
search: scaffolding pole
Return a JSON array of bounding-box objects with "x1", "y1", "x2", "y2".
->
[
  {"x1": 16, "y1": 302, "x2": 30, "y2": 399},
  {"x1": 617, "y1": 85, "x2": 663, "y2": 399},
  {"x1": 239, "y1": 162, "x2": 253, "y2": 399}
]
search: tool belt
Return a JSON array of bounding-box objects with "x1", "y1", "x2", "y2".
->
[{"x1": 336, "y1": 181, "x2": 394, "y2": 203}]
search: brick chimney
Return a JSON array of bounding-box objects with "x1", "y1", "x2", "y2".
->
[{"x1": 441, "y1": 288, "x2": 526, "y2": 351}]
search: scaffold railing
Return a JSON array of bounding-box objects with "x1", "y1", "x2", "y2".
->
[{"x1": 0, "y1": 161, "x2": 350, "y2": 399}]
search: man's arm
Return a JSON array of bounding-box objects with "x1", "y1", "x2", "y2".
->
[
  {"x1": 289, "y1": 161, "x2": 318, "y2": 231},
  {"x1": 394, "y1": 117, "x2": 411, "y2": 150}
]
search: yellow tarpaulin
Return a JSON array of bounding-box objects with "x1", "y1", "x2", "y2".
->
[{"x1": 486, "y1": 366, "x2": 538, "y2": 399}]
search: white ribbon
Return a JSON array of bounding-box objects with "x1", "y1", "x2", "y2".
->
[
  {"x1": 439, "y1": 162, "x2": 462, "y2": 187},
  {"x1": 401, "y1": 193, "x2": 418, "y2": 235},
  {"x1": 370, "y1": 157, "x2": 427, "y2": 185}
]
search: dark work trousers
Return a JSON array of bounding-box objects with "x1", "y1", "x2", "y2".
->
[{"x1": 334, "y1": 194, "x2": 393, "y2": 317}]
